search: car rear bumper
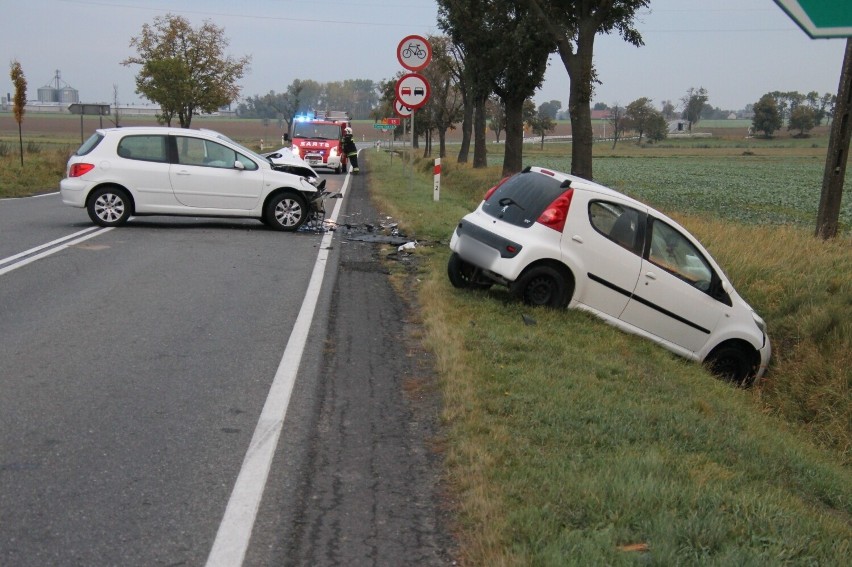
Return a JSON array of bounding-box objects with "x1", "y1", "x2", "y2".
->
[
  {"x1": 59, "y1": 178, "x2": 89, "y2": 207},
  {"x1": 449, "y1": 213, "x2": 561, "y2": 282}
]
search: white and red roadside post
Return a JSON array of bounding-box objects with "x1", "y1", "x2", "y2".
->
[{"x1": 433, "y1": 158, "x2": 441, "y2": 201}]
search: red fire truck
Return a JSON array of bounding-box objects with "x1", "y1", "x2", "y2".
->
[{"x1": 286, "y1": 110, "x2": 351, "y2": 174}]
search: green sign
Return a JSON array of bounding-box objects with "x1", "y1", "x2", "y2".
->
[{"x1": 774, "y1": 1, "x2": 852, "y2": 38}]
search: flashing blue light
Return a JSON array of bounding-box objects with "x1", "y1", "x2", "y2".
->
[{"x1": 295, "y1": 114, "x2": 311, "y2": 122}]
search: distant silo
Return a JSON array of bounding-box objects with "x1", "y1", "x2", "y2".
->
[
  {"x1": 58, "y1": 86, "x2": 79, "y2": 104},
  {"x1": 38, "y1": 86, "x2": 58, "y2": 102}
]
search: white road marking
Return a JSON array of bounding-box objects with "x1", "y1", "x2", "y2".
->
[
  {"x1": 205, "y1": 174, "x2": 352, "y2": 567},
  {"x1": 0, "y1": 227, "x2": 112, "y2": 275}
]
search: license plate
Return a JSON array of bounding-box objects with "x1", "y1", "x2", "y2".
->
[{"x1": 458, "y1": 234, "x2": 497, "y2": 267}]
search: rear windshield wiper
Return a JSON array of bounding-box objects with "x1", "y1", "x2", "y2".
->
[{"x1": 498, "y1": 197, "x2": 525, "y2": 211}]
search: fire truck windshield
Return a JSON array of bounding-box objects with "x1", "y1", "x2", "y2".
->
[{"x1": 293, "y1": 123, "x2": 342, "y2": 140}]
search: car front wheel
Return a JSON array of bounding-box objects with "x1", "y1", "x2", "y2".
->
[
  {"x1": 87, "y1": 187, "x2": 131, "y2": 227},
  {"x1": 705, "y1": 345, "x2": 754, "y2": 386},
  {"x1": 265, "y1": 192, "x2": 308, "y2": 231},
  {"x1": 513, "y1": 265, "x2": 571, "y2": 308}
]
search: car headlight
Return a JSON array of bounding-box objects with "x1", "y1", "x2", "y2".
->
[
  {"x1": 330, "y1": 147, "x2": 338, "y2": 157},
  {"x1": 291, "y1": 146, "x2": 300, "y2": 157},
  {"x1": 752, "y1": 312, "x2": 767, "y2": 334}
]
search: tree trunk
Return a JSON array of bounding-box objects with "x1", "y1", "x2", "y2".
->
[
  {"x1": 502, "y1": 95, "x2": 525, "y2": 177},
  {"x1": 457, "y1": 92, "x2": 473, "y2": 163},
  {"x1": 473, "y1": 94, "x2": 488, "y2": 168},
  {"x1": 561, "y1": 23, "x2": 595, "y2": 180},
  {"x1": 816, "y1": 37, "x2": 852, "y2": 240},
  {"x1": 18, "y1": 122, "x2": 23, "y2": 167}
]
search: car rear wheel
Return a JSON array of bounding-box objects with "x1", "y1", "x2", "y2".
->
[
  {"x1": 265, "y1": 192, "x2": 308, "y2": 231},
  {"x1": 705, "y1": 345, "x2": 754, "y2": 386},
  {"x1": 87, "y1": 186, "x2": 131, "y2": 227},
  {"x1": 513, "y1": 265, "x2": 571, "y2": 308},
  {"x1": 447, "y1": 252, "x2": 492, "y2": 290}
]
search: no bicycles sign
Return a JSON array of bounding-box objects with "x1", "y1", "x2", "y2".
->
[{"x1": 396, "y1": 35, "x2": 432, "y2": 72}]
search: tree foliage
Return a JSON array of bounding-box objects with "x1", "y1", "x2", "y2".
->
[
  {"x1": 420, "y1": 35, "x2": 464, "y2": 158},
  {"x1": 9, "y1": 59, "x2": 27, "y2": 166},
  {"x1": 538, "y1": 99, "x2": 562, "y2": 120},
  {"x1": 438, "y1": 0, "x2": 553, "y2": 176},
  {"x1": 788, "y1": 105, "x2": 817, "y2": 137},
  {"x1": 608, "y1": 103, "x2": 626, "y2": 149},
  {"x1": 438, "y1": 0, "x2": 506, "y2": 168},
  {"x1": 752, "y1": 94, "x2": 783, "y2": 138},
  {"x1": 525, "y1": 0, "x2": 649, "y2": 180},
  {"x1": 681, "y1": 87, "x2": 708, "y2": 131},
  {"x1": 528, "y1": 102, "x2": 557, "y2": 149},
  {"x1": 122, "y1": 14, "x2": 250, "y2": 128},
  {"x1": 625, "y1": 97, "x2": 655, "y2": 143},
  {"x1": 487, "y1": 96, "x2": 506, "y2": 142}
]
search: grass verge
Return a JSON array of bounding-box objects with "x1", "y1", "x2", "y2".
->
[{"x1": 364, "y1": 148, "x2": 851, "y2": 565}]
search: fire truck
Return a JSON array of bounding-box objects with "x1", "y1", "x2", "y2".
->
[{"x1": 286, "y1": 110, "x2": 351, "y2": 174}]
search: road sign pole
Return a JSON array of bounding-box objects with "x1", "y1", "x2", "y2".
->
[{"x1": 409, "y1": 111, "x2": 414, "y2": 191}]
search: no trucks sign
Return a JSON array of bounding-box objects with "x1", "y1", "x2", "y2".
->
[{"x1": 774, "y1": 0, "x2": 852, "y2": 38}]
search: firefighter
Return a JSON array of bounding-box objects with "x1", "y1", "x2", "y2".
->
[{"x1": 342, "y1": 127, "x2": 359, "y2": 174}]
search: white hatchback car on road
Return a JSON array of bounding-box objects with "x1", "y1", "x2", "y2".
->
[
  {"x1": 61, "y1": 127, "x2": 326, "y2": 231},
  {"x1": 448, "y1": 166, "x2": 771, "y2": 385}
]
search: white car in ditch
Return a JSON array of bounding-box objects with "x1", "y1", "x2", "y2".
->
[{"x1": 448, "y1": 166, "x2": 771, "y2": 385}]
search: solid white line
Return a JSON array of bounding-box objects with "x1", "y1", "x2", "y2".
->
[
  {"x1": 0, "y1": 226, "x2": 101, "y2": 267},
  {"x1": 0, "y1": 191, "x2": 59, "y2": 202},
  {"x1": 205, "y1": 173, "x2": 351, "y2": 567},
  {"x1": 0, "y1": 227, "x2": 112, "y2": 276}
]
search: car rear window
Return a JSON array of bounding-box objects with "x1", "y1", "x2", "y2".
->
[
  {"x1": 75, "y1": 132, "x2": 104, "y2": 156},
  {"x1": 481, "y1": 171, "x2": 566, "y2": 227}
]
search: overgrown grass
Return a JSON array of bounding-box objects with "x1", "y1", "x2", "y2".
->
[
  {"x1": 0, "y1": 144, "x2": 72, "y2": 197},
  {"x1": 365, "y1": 148, "x2": 851, "y2": 565}
]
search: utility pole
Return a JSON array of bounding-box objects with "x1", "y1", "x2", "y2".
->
[{"x1": 815, "y1": 40, "x2": 852, "y2": 239}]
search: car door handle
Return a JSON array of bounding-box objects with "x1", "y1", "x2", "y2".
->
[
  {"x1": 571, "y1": 235, "x2": 583, "y2": 243},
  {"x1": 645, "y1": 272, "x2": 657, "y2": 280},
  {"x1": 175, "y1": 170, "x2": 192, "y2": 176}
]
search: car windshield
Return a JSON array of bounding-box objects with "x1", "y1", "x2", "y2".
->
[
  {"x1": 293, "y1": 123, "x2": 341, "y2": 140},
  {"x1": 481, "y1": 171, "x2": 567, "y2": 228}
]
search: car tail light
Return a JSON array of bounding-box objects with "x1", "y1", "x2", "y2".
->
[
  {"x1": 537, "y1": 188, "x2": 574, "y2": 232},
  {"x1": 483, "y1": 176, "x2": 511, "y2": 201},
  {"x1": 69, "y1": 163, "x2": 95, "y2": 177}
]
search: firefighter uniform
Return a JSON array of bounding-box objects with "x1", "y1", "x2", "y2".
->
[{"x1": 342, "y1": 129, "x2": 359, "y2": 173}]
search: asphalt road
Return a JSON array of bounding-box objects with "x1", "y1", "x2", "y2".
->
[{"x1": 0, "y1": 158, "x2": 451, "y2": 566}]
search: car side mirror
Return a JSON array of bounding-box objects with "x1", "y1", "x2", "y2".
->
[
  {"x1": 234, "y1": 160, "x2": 245, "y2": 170},
  {"x1": 283, "y1": 133, "x2": 290, "y2": 142},
  {"x1": 710, "y1": 274, "x2": 733, "y2": 306}
]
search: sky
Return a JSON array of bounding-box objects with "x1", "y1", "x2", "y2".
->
[{"x1": 0, "y1": 0, "x2": 847, "y2": 113}]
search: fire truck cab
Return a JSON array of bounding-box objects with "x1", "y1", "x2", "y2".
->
[{"x1": 287, "y1": 110, "x2": 351, "y2": 174}]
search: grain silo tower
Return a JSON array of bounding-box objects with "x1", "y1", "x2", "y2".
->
[{"x1": 38, "y1": 70, "x2": 78, "y2": 104}]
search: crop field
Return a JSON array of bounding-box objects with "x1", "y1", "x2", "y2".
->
[{"x1": 487, "y1": 142, "x2": 849, "y2": 231}]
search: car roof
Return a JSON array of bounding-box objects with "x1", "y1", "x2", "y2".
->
[
  {"x1": 525, "y1": 166, "x2": 646, "y2": 208},
  {"x1": 95, "y1": 126, "x2": 224, "y2": 138}
]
